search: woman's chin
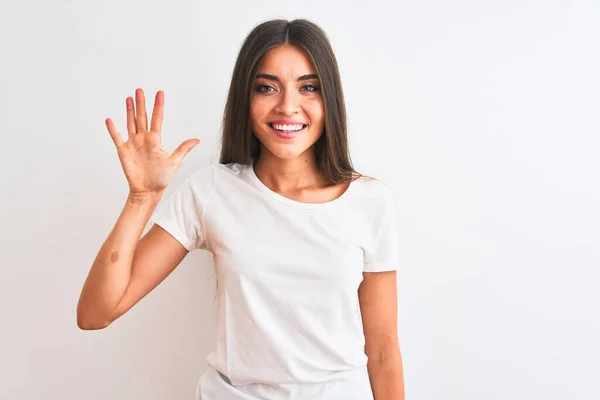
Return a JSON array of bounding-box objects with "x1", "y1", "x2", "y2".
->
[
  {"x1": 273, "y1": 148, "x2": 307, "y2": 160},
  {"x1": 261, "y1": 143, "x2": 313, "y2": 161}
]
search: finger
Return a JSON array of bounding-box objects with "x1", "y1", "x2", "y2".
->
[
  {"x1": 135, "y1": 88, "x2": 148, "y2": 133},
  {"x1": 170, "y1": 138, "x2": 200, "y2": 165},
  {"x1": 150, "y1": 90, "x2": 164, "y2": 133},
  {"x1": 105, "y1": 118, "x2": 124, "y2": 147},
  {"x1": 126, "y1": 97, "x2": 136, "y2": 137}
]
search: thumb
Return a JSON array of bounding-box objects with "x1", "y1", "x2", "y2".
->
[{"x1": 170, "y1": 138, "x2": 200, "y2": 165}]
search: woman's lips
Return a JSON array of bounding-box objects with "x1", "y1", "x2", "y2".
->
[
  {"x1": 268, "y1": 123, "x2": 307, "y2": 139},
  {"x1": 270, "y1": 120, "x2": 306, "y2": 125}
]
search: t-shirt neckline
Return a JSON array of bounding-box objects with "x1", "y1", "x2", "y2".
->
[{"x1": 245, "y1": 163, "x2": 355, "y2": 209}]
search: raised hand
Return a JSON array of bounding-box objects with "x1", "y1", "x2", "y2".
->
[{"x1": 105, "y1": 89, "x2": 200, "y2": 197}]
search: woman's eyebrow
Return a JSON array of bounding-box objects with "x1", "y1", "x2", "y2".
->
[{"x1": 255, "y1": 73, "x2": 319, "y2": 82}]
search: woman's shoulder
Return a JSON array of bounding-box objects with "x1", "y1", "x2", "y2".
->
[
  {"x1": 186, "y1": 161, "x2": 247, "y2": 182},
  {"x1": 185, "y1": 162, "x2": 254, "y2": 193},
  {"x1": 347, "y1": 174, "x2": 398, "y2": 225},
  {"x1": 183, "y1": 162, "x2": 218, "y2": 188},
  {"x1": 351, "y1": 173, "x2": 393, "y2": 201},
  {"x1": 214, "y1": 161, "x2": 248, "y2": 176}
]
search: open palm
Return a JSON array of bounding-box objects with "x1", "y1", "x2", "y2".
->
[{"x1": 105, "y1": 89, "x2": 199, "y2": 195}]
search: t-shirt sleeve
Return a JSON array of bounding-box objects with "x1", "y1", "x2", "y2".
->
[
  {"x1": 149, "y1": 165, "x2": 215, "y2": 252},
  {"x1": 363, "y1": 185, "x2": 401, "y2": 272}
]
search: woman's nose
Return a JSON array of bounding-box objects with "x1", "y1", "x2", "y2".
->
[{"x1": 275, "y1": 89, "x2": 300, "y2": 116}]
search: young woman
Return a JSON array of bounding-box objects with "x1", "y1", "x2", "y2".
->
[{"x1": 77, "y1": 19, "x2": 405, "y2": 400}]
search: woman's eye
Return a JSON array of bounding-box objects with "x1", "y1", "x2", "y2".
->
[
  {"x1": 302, "y1": 85, "x2": 319, "y2": 92},
  {"x1": 256, "y1": 85, "x2": 275, "y2": 93}
]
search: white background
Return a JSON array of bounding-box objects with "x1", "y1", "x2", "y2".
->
[{"x1": 1, "y1": 0, "x2": 598, "y2": 399}]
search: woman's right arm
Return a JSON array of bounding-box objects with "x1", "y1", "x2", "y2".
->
[
  {"x1": 76, "y1": 88, "x2": 199, "y2": 330},
  {"x1": 76, "y1": 194, "x2": 188, "y2": 330}
]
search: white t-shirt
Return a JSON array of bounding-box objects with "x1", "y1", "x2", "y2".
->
[{"x1": 149, "y1": 162, "x2": 401, "y2": 400}]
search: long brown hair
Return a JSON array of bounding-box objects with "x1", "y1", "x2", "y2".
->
[{"x1": 218, "y1": 19, "x2": 362, "y2": 184}]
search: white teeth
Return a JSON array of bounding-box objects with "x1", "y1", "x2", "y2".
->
[{"x1": 272, "y1": 124, "x2": 304, "y2": 131}]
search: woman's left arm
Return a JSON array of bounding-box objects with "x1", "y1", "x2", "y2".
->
[{"x1": 359, "y1": 270, "x2": 405, "y2": 400}]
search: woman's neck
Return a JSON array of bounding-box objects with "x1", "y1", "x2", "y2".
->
[{"x1": 253, "y1": 151, "x2": 327, "y2": 192}]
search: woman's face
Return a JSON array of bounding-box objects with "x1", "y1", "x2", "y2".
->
[{"x1": 250, "y1": 44, "x2": 324, "y2": 161}]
